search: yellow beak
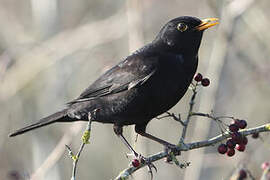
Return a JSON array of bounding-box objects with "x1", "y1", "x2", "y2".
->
[{"x1": 195, "y1": 18, "x2": 219, "y2": 31}]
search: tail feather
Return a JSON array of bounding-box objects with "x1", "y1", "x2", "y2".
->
[{"x1": 9, "y1": 109, "x2": 69, "y2": 137}]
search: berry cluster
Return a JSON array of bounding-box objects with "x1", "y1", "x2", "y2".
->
[
  {"x1": 194, "y1": 73, "x2": 210, "y2": 87},
  {"x1": 218, "y1": 119, "x2": 248, "y2": 157}
]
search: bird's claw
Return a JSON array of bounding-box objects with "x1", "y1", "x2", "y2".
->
[{"x1": 139, "y1": 155, "x2": 157, "y2": 180}]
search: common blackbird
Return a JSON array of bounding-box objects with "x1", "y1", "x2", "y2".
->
[{"x1": 10, "y1": 16, "x2": 218, "y2": 155}]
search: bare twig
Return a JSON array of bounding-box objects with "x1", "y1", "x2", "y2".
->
[
  {"x1": 190, "y1": 112, "x2": 235, "y2": 123},
  {"x1": 167, "y1": 112, "x2": 185, "y2": 126},
  {"x1": 179, "y1": 84, "x2": 198, "y2": 145},
  {"x1": 156, "y1": 112, "x2": 185, "y2": 126},
  {"x1": 190, "y1": 112, "x2": 216, "y2": 119},
  {"x1": 115, "y1": 123, "x2": 270, "y2": 180},
  {"x1": 66, "y1": 112, "x2": 94, "y2": 180}
]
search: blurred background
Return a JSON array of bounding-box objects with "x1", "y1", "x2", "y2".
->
[{"x1": 1, "y1": 0, "x2": 270, "y2": 179}]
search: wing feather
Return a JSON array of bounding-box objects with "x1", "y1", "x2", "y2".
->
[{"x1": 67, "y1": 54, "x2": 157, "y2": 105}]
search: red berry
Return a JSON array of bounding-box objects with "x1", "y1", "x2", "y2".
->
[
  {"x1": 261, "y1": 162, "x2": 270, "y2": 170},
  {"x1": 231, "y1": 132, "x2": 242, "y2": 144},
  {"x1": 229, "y1": 124, "x2": 239, "y2": 132},
  {"x1": 201, "y1": 78, "x2": 210, "y2": 87},
  {"x1": 238, "y1": 120, "x2": 247, "y2": 129},
  {"x1": 239, "y1": 169, "x2": 247, "y2": 179},
  {"x1": 132, "y1": 159, "x2": 140, "y2": 167},
  {"x1": 194, "y1": 73, "x2": 203, "y2": 82},
  {"x1": 218, "y1": 144, "x2": 227, "y2": 154},
  {"x1": 227, "y1": 148, "x2": 235, "y2": 157},
  {"x1": 233, "y1": 119, "x2": 241, "y2": 127},
  {"x1": 241, "y1": 136, "x2": 248, "y2": 145},
  {"x1": 226, "y1": 139, "x2": 236, "y2": 148},
  {"x1": 236, "y1": 144, "x2": 246, "y2": 152},
  {"x1": 252, "y1": 132, "x2": 259, "y2": 139}
]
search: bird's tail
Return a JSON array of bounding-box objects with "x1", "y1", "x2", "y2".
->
[{"x1": 9, "y1": 109, "x2": 70, "y2": 137}]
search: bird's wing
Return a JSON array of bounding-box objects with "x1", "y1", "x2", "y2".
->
[{"x1": 67, "y1": 54, "x2": 157, "y2": 104}]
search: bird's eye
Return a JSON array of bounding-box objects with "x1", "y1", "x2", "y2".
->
[{"x1": 177, "y1": 23, "x2": 188, "y2": 32}]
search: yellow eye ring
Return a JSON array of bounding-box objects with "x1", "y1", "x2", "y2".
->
[{"x1": 177, "y1": 23, "x2": 188, "y2": 32}]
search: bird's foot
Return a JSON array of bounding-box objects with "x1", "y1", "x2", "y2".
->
[{"x1": 127, "y1": 152, "x2": 157, "y2": 179}]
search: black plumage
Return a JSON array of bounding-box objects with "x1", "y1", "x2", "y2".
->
[{"x1": 10, "y1": 16, "x2": 218, "y2": 151}]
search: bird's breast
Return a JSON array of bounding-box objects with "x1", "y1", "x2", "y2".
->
[{"x1": 141, "y1": 55, "x2": 198, "y2": 117}]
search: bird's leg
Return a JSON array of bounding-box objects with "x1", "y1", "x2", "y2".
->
[
  {"x1": 135, "y1": 125, "x2": 180, "y2": 157},
  {"x1": 113, "y1": 124, "x2": 157, "y2": 178},
  {"x1": 113, "y1": 124, "x2": 138, "y2": 157}
]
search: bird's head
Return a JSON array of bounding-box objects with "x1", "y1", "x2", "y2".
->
[{"x1": 154, "y1": 16, "x2": 219, "y2": 55}]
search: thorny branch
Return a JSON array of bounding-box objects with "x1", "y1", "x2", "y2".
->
[{"x1": 115, "y1": 124, "x2": 270, "y2": 180}]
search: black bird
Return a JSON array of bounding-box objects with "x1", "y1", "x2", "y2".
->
[{"x1": 10, "y1": 16, "x2": 218, "y2": 155}]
